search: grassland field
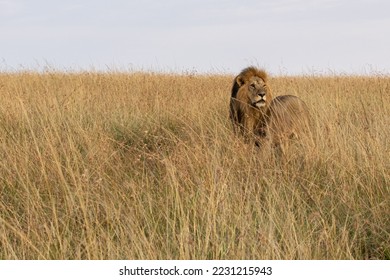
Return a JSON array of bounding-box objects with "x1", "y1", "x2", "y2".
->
[{"x1": 0, "y1": 71, "x2": 389, "y2": 259}]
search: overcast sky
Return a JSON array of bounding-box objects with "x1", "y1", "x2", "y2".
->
[{"x1": 1, "y1": 0, "x2": 389, "y2": 75}]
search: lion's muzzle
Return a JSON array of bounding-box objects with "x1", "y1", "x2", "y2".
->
[
  {"x1": 253, "y1": 100, "x2": 266, "y2": 108},
  {"x1": 253, "y1": 92, "x2": 267, "y2": 108}
]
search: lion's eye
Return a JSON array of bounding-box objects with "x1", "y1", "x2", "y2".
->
[{"x1": 249, "y1": 84, "x2": 256, "y2": 90}]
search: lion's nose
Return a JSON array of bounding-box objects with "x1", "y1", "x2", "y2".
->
[{"x1": 258, "y1": 91, "x2": 266, "y2": 97}]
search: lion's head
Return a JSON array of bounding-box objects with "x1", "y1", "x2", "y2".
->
[
  {"x1": 230, "y1": 66, "x2": 272, "y2": 138},
  {"x1": 233, "y1": 67, "x2": 271, "y2": 109}
]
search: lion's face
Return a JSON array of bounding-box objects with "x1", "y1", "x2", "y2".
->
[{"x1": 243, "y1": 76, "x2": 270, "y2": 109}]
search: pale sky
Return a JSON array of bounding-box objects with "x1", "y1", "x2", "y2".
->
[{"x1": 1, "y1": 0, "x2": 389, "y2": 75}]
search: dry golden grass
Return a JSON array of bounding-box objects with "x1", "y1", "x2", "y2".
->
[{"x1": 0, "y1": 71, "x2": 389, "y2": 259}]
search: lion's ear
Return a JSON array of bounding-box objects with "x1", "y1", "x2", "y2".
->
[{"x1": 236, "y1": 75, "x2": 244, "y2": 86}]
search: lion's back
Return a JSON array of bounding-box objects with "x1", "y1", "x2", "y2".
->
[{"x1": 265, "y1": 95, "x2": 311, "y2": 143}]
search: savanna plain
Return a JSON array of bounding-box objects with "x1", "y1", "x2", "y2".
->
[{"x1": 0, "y1": 71, "x2": 389, "y2": 259}]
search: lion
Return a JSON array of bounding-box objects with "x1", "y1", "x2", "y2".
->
[
  {"x1": 229, "y1": 66, "x2": 272, "y2": 140},
  {"x1": 262, "y1": 95, "x2": 312, "y2": 154}
]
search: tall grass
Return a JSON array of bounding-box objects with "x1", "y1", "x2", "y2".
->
[{"x1": 0, "y1": 71, "x2": 389, "y2": 259}]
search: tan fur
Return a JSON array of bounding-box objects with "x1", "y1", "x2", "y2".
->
[
  {"x1": 230, "y1": 66, "x2": 272, "y2": 140},
  {"x1": 263, "y1": 95, "x2": 312, "y2": 153}
]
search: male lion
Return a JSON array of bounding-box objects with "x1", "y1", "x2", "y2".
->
[
  {"x1": 263, "y1": 95, "x2": 312, "y2": 154},
  {"x1": 229, "y1": 66, "x2": 272, "y2": 140}
]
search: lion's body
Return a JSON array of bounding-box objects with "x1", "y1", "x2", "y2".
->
[
  {"x1": 230, "y1": 67, "x2": 312, "y2": 152},
  {"x1": 229, "y1": 67, "x2": 272, "y2": 139},
  {"x1": 264, "y1": 95, "x2": 312, "y2": 153}
]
